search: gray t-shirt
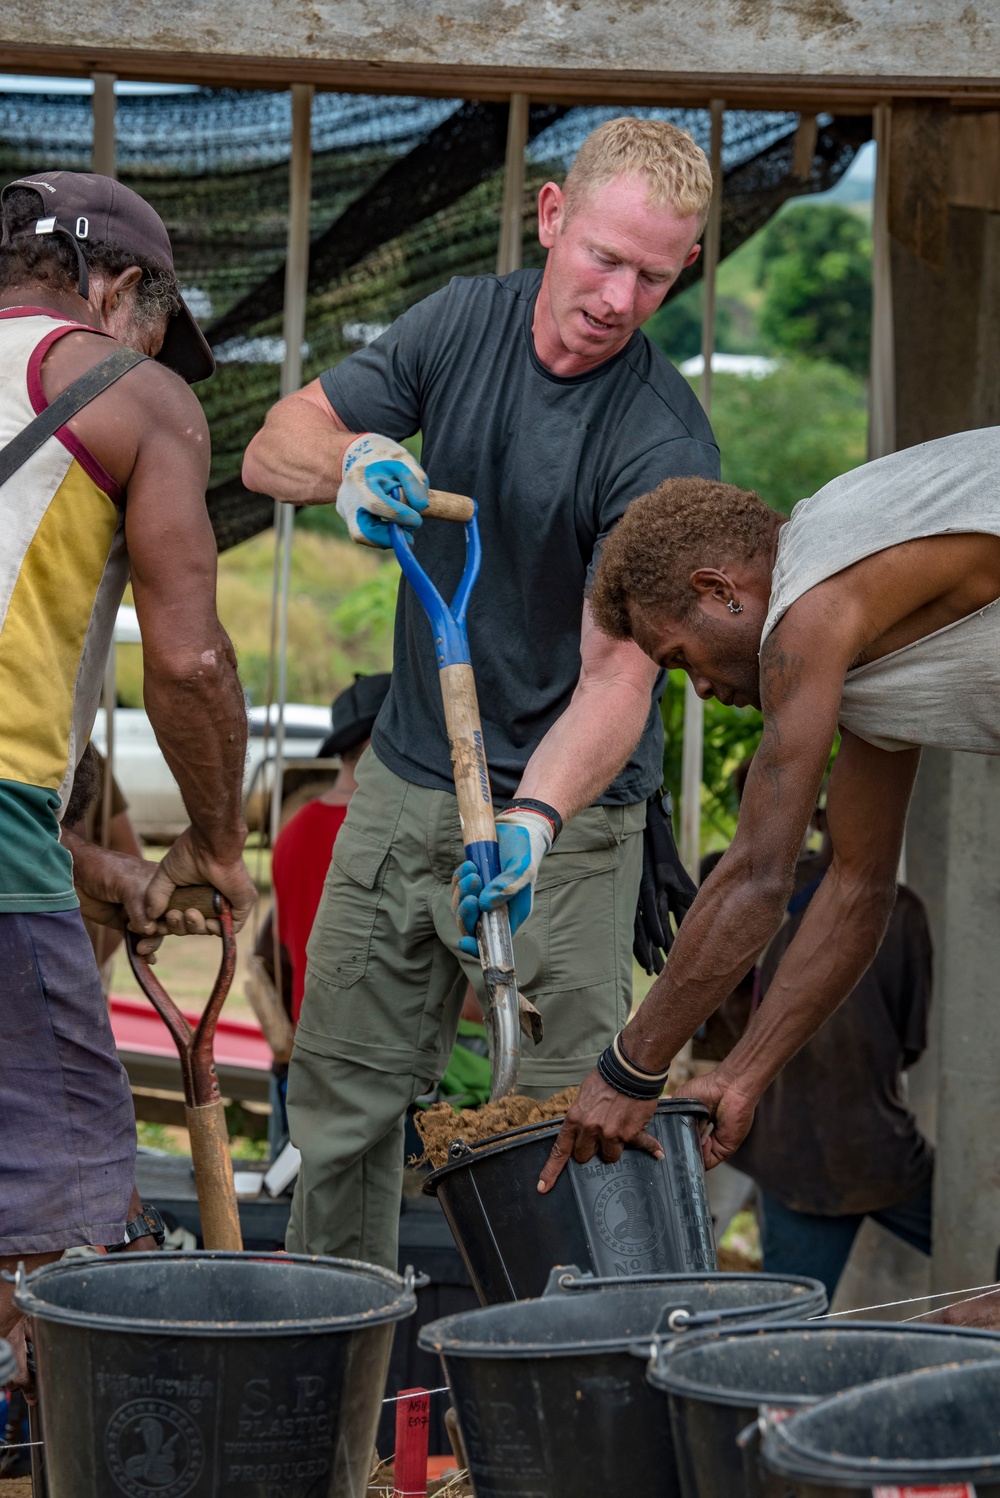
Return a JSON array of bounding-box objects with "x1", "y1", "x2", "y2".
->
[{"x1": 321, "y1": 268, "x2": 719, "y2": 802}]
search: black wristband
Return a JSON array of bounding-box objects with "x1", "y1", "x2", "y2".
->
[
  {"x1": 502, "y1": 798, "x2": 563, "y2": 843},
  {"x1": 597, "y1": 1032, "x2": 669, "y2": 1101}
]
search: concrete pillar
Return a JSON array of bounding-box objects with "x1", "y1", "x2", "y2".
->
[
  {"x1": 927, "y1": 755, "x2": 1000, "y2": 1293},
  {"x1": 889, "y1": 102, "x2": 1000, "y2": 1296}
]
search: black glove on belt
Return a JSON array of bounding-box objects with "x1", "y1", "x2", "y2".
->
[{"x1": 632, "y1": 790, "x2": 698, "y2": 976}]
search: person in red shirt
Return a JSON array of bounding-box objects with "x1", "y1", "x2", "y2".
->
[
  {"x1": 263, "y1": 673, "x2": 391, "y2": 1022},
  {"x1": 253, "y1": 674, "x2": 390, "y2": 1155}
]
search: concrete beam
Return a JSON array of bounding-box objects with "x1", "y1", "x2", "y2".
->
[{"x1": 1, "y1": 0, "x2": 1000, "y2": 104}]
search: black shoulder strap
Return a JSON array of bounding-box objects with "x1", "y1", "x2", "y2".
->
[{"x1": 0, "y1": 346, "x2": 146, "y2": 490}]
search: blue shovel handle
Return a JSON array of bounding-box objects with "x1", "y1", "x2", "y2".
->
[
  {"x1": 389, "y1": 505, "x2": 500, "y2": 886},
  {"x1": 388, "y1": 498, "x2": 522, "y2": 1096}
]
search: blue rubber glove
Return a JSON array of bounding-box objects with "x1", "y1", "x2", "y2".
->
[
  {"x1": 451, "y1": 809, "x2": 554, "y2": 958},
  {"x1": 338, "y1": 433, "x2": 429, "y2": 548}
]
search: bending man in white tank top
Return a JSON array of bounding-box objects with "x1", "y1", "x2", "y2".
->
[{"x1": 536, "y1": 429, "x2": 1000, "y2": 1232}]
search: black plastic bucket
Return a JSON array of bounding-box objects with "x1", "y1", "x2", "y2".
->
[
  {"x1": 649, "y1": 1318, "x2": 1000, "y2": 1498},
  {"x1": 419, "y1": 1265, "x2": 826, "y2": 1498},
  {"x1": 762, "y1": 1356, "x2": 1000, "y2": 1495},
  {"x1": 424, "y1": 1098, "x2": 716, "y2": 1302},
  {"x1": 14, "y1": 1250, "x2": 418, "y2": 1498}
]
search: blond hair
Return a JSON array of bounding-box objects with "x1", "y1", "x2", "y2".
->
[{"x1": 563, "y1": 116, "x2": 714, "y2": 233}]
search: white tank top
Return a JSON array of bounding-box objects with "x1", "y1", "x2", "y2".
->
[
  {"x1": 760, "y1": 426, "x2": 1000, "y2": 755},
  {"x1": 0, "y1": 307, "x2": 127, "y2": 809}
]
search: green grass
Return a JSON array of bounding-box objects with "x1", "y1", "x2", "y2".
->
[
  {"x1": 719, "y1": 1208, "x2": 762, "y2": 1270},
  {"x1": 116, "y1": 531, "x2": 395, "y2": 709}
]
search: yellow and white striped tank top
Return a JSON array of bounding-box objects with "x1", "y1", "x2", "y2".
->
[{"x1": 0, "y1": 307, "x2": 129, "y2": 912}]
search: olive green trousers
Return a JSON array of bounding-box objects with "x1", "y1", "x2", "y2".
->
[{"x1": 286, "y1": 749, "x2": 644, "y2": 1269}]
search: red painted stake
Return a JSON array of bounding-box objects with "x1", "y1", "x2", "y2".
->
[{"x1": 393, "y1": 1387, "x2": 430, "y2": 1498}]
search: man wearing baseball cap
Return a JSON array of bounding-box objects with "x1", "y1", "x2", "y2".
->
[{"x1": 0, "y1": 171, "x2": 253, "y2": 1381}]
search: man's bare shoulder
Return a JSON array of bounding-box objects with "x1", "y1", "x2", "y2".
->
[
  {"x1": 41, "y1": 329, "x2": 209, "y2": 490},
  {"x1": 769, "y1": 578, "x2": 868, "y2": 666},
  {"x1": 116, "y1": 356, "x2": 209, "y2": 437}
]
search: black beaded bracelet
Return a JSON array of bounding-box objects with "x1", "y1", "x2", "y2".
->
[
  {"x1": 502, "y1": 797, "x2": 564, "y2": 843},
  {"x1": 597, "y1": 1031, "x2": 669, "y2": 1101}
]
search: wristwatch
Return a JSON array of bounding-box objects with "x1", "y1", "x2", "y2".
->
[{"x1": 106, "y1": 1203, "x2": 167, "y2": 1252}]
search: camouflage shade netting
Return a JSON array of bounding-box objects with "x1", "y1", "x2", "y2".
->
[{"x1": 0, "y1": 89, "x2": 870, "y2": 550}]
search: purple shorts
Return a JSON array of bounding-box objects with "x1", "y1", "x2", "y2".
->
[{"x1": 0, "y1": 910, "x2": 135, "y2": 1253}]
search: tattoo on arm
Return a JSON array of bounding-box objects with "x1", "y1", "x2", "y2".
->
[{"x1": 755, "y1": 636, "x2": 807, "y2": 807}]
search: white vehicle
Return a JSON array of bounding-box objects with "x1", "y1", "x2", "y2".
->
[
  {"x1": 88, "y1": 606, "x2": 337, "y2": 843},
  {"x1": 90, "y1": 701, "x2": 334, "y2": 844}
]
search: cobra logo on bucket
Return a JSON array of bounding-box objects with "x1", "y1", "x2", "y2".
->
[
  {"x1": 594, "y1": 1177, "x2": 667, "y2": 1258},
  {"x1": 105, "y1": 1398, "x2": 205, "y2": 1498},
  {"x1": 872, "y1": 1486, "x2": 977, "y2": 1496}
]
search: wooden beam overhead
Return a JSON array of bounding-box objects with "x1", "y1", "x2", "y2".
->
[{"x1": 3, "y1": 44, "x2": 1000, "y2": 111}]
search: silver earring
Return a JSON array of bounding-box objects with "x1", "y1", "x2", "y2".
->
[{"x1": 728, "y1": 599, "x2": 743, "y2": 614}]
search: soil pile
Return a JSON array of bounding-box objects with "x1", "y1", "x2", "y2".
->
[{"x1": 414, "y1": 1087, "x2": 579, "y2": 1169}]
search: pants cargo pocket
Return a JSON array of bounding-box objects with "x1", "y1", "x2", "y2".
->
[
  {"x1": 305, "y1": 824, "x2": 389, "y2": 989},
  {"x1": 529, "y1": 806, "x2": 629, "y2": 992}
]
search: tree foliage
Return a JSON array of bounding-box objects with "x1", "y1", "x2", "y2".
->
[
  {"x1": 660, "y1": 672, "x2": 763, "y2": 848},
  {"x1": 645, "y1": 283, "x2": 740, "y2": 362},
  {"x1": 758, "y1": 204, "x2": 872, "y2": 376},
  {"x1": 708, "y1": 360, "x2": 868, "y2": 515}
]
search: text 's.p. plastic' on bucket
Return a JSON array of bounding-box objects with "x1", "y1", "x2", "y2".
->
[{"x1": 15, "y1": 1250, "x2": 418, "y2": 1498}]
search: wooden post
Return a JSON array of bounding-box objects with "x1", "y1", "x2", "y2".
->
[
  {"x1": 91, "y1": 72, "x2": 116, "y2": 178},
  {"x1": 680, "y1": 98, "x2": 724, "y2": 879},
  {"x1": 496, "y1": 92, "x2": 529, "y2": 275},
  {"x1": 93, "y1": 67, "x2": 118, "y2": 960},
  {"x1": 268, "y1": 84, "x2": 314, "y2": 868},
  {"x1": 869, "y1": 103, "x2": 896, "y2": 462},
  {"x1": 869, "y1": 105, "x2": 904, "y2": 878},
  {"x1": 392, "y1": 1388, "x2": 430, "y2": 1498}
]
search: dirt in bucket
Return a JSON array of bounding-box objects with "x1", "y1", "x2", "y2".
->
[{"x1": 414, "y1": 1087, "x2": 579, "y2": 1169}]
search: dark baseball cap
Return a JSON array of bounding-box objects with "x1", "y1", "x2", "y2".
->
[
  {"x1": 0, "y1": 170, "x2": 215, "y2": 383},
  {"x1": 319, "y1": 673, "x2": 392, "y2": 757}
]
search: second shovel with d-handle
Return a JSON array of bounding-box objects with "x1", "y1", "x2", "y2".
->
[
  {"x1": 389, "y1": 490, "x2": 542, "y2": 1099},
  {"x1": 126, "y1": 884, "x2": 243, "y2": 1250}
]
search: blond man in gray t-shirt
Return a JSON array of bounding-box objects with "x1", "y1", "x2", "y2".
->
[{"x1": 243, "y1": 118, "x2": 719, "y2": 1271}]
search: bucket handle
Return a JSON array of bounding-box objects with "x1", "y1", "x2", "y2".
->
[
  {"x1": 548, "y1": 1270, "x2": 761, "y2": 1298},
  {"x1": 403, "y1": 1265, "x2": 431, "y2": 1297},
  {"x1": 0, "y1": 1263, "x2": 26, "y2": 1295},
  {"x1": 651, "y1": 1299, "x2": 815, "y2": 1336}
]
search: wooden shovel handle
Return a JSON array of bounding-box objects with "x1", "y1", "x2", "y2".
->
[
  {"x1": 439, "y1": 662, "x2": 497, "y2": 847},
  {"x1": 165, "y1": 885, "x2": 218, "y2": 919},
  {"x1": 186, "y1": 1098, "x2": 243, "y2": 1250},
  {"x1": 426, "y1": 489, "x2": 474, "y2": 523}
]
